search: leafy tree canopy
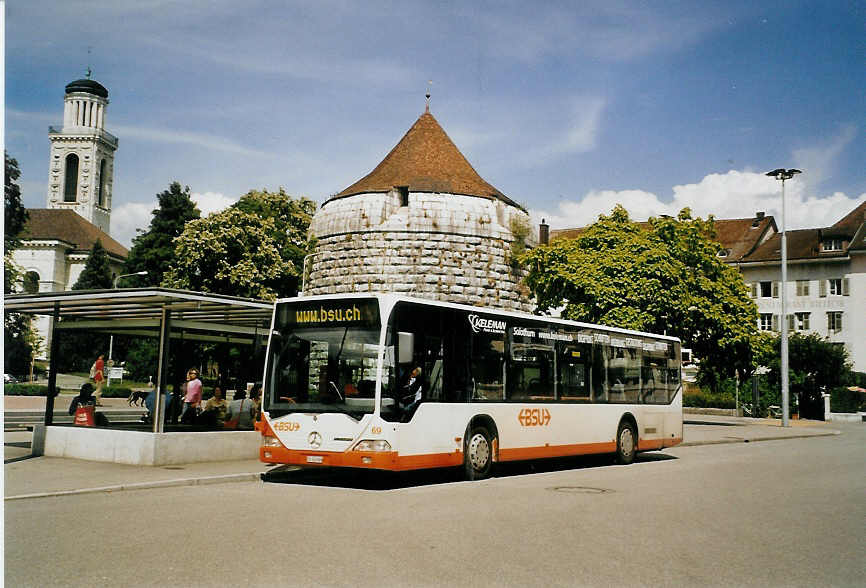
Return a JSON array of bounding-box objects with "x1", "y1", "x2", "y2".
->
[
  {"x1": 4, "y1": 151, "x2": 39, "y2": 373},
  {"x1": 5, "y1": 151, "x2": 28, "y2": 256},
  {"x1": 232, "y1": 188, "x2": 317, "y2": 292},
  {"x1": 164, "y1": 189, "x2": 315, "y2": 300},
  {"x1": 5, "y1": 151, "x2": 29, "y2": 293},
  {"x1": 73, "y1": 239, "x2": 114, "y2": 290},
  {"x1": 124, "y1": 182, "x2": 200, "y2": 286},
  {"x1": 523, "y1": 205, "x2": 759, "y2": 390}
]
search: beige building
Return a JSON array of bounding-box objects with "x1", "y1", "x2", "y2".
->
[{"x1": 727, "y1": 202, "x2": 866, "y2": 372}]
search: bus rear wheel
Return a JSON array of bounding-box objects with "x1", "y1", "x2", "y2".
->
[
  {"x1": 616, "y1": 420, "x2": 637, "y2": 465},
  {"x1": 464, "y1": 426, "x2": 493, "y2": 480}
]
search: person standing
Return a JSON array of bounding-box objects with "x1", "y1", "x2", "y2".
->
[
  {"x1": 91, "y1": 355, "x2": 105, "y2": 406},
  {"x1": 180, "y1": 368, "x2": 202, "y2": 425}
]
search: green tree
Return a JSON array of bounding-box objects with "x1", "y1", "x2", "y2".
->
[
  {"x1": 523, "y1": 205, "x2": 759, "y2": 390},
  {"x1": 5, "y1": 152, "x2": 28, "y2": 256},
  {"x1": 4, "y1": 151, "x2": 39, "y2": 376},
  {"x1": 164, "y1": 189, "x2": 315, "y2": 300},
  {"x1": 764, "y1": 332, "x2": 853, "y2": 418},
  {"x1": 72, "y1": 239, "x2": 114, "y2": 290},
  {"x1": 124, "y1": 182, "x2": 200, "y2": 286},
  {"x1": 233, "y1": 188, "x2": 317, "y2": 295}
]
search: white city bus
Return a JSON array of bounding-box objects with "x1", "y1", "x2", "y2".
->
[{"x1": 258, "y1": 294, "x2": 682, "y2": 479}]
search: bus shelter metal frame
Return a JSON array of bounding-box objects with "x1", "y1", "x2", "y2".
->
[{"x1": 4, "y1": 288, "x2": 274, "y2": 433}]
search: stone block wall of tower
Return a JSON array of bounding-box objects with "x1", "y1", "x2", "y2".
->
[{"x1": 304, "y1": 190, "x2": 535, "y2": 312}]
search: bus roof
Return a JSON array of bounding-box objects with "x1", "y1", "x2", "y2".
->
[{"x1": 277, "y1": 293, "x2": 681, "y2": 344}]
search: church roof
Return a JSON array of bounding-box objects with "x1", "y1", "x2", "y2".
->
[
  {"x1": 331, "y1": 111, "x2": 524, "y2": 211},
  {"x1": 21, "y1": 209, "x2": 128, "y2": 259}
]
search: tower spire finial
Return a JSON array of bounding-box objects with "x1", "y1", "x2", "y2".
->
[
  {"x1": 425, "y1": 80, "x2": 432, "y2": 113},
  {"x1": 86, "y1": 46, "x2": 92, "y2": 79}
]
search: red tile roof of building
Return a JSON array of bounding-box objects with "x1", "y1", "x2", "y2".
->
[
  {"x1": 330, "y1": 111, "x2": 524, "y2": 211},
  {"x1": 21, "y1": 209, "x2": 128, "y2": 259}
]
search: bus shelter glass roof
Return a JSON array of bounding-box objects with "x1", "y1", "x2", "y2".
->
[{"x1": 3, "y1": 288, "x2": 274, "y2": 343}]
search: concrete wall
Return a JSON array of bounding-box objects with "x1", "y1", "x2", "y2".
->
[
  {"x1": 307, "y1": 190, "x2": 534, "y2": 312},
  {"x1": 43, "y1": 427, "x2": 260, "y2": 465}
]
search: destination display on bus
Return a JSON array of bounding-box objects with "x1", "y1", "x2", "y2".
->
[{"x1": 276, "y1": 298, "x2": 380, "y2": 329}]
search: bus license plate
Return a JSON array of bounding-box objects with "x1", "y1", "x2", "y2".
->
[{"x1": 306, "y1": 455, "x2": 323, "y2": 464}]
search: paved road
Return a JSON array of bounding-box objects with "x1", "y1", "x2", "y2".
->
[{"x1": 5, "y1": 423, "x2": 863, "y2": 587}]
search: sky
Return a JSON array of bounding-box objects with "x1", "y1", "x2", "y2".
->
[{"x1": 6, "y1": 1, "x2": 865, "y2": 248}]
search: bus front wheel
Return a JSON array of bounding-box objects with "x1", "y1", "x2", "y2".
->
[
  {"x1": 616, "y1": 420, "x2": 637, "y2": 465},
  {"x1": 464, "y1": 426, "x2": 493, "y2": 480}
]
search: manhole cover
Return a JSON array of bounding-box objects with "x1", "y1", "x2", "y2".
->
[{"x1": 548, "y1": 486, "x2": 612, "y2": 494}]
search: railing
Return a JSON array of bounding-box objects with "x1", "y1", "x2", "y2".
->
[{"x1": 48, "y1": 126, "x2": 118, "y2": 147}]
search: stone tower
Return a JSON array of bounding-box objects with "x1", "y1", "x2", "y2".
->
[
  {"x1": 47, "y1": 73, "x2": 118, "y2": 233},
  {"x1": 305, "y1": 108, "x2": 534, "y2": 312}
]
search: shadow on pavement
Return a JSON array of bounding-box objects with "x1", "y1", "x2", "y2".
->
[{"x1": 261, "y1": 451, "x2": 678, "y2": 490}]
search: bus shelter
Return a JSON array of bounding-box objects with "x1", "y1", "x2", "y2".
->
[{"x1": 4, "y1": 288, "x2": 273, "y2": 436}]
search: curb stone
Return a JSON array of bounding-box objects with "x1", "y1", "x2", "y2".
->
[{"x1": 4, "y1": 472, "x2": 262, "y2": 501}]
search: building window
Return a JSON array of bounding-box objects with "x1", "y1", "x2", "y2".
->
[
  {"x1": 794, "y1": 312, "x2": 810, "y2": 331},
  {"x1": 759, "y1": 313, "x2": 774, "y2": 331},
  {"x1": 796, "y1": 280, "x2": 810, "y2": 296},
  {"x1": 827, "y1": 311, "x2": 843, "y2": 333},
  {"x1": 759, "y1": 281, "x2": 777, "y2": 298},
  {"x1": 97, "y1": 159, "x2": 107, "y2": 207},
  {"x1": 822, "y1": 239, "x2": 843, "y2": 252},
  {"x1": 828, "y1": 279, "x2": 842, "y2": 296},
  {"x1": 398, "y1": 186, "x2": 409, "y2": 207},
  {"x1": 716, "y1": 249, "x2": 730, "y2": 258},
  {"x1": 63, "y1": 153, "x2": 79, "y2": 202}
]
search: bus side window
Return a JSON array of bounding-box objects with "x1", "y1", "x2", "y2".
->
[{"x1": 471, "y1": 331, "x2": 505, "y2": 400}]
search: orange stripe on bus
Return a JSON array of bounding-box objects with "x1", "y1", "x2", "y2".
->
[
  {"x1": 259, "y1": 447, "x2": 463, "y2": 471},
  {"x1": 499, "y1": 441, "x2": 617, "y2": 462}
]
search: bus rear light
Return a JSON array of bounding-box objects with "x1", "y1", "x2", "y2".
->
[{"x1": 354, "y1": 440, "x2": 392, "y2": 452}]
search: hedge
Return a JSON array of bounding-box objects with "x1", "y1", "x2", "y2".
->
[
  {"x1": 830, "y1": 387, "x2": 866, "y2": 413},
  {"x1": 4, "y1": 384, "x2": 50, "y2": 396},
  {"x1": 4, "y1": 384, "x2": 133, "y2": 398},
  {"x1": 683, "y1": 391, "x2": 736, "y2": 409}
]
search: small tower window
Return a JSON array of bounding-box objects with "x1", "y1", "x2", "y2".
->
[
  {"x1": 398, "y1": 186, "x2": 409, "y2": 207},
  {"x1": 97, "y1": 159, "x2": 107, "y2": 207},
  {"x1": 64, "y1": 153, "x2": 79, "y2": 202}
]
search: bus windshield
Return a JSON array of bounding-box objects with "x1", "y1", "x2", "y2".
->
[{"x1": 264, "y1": 299, "x2": 382, "y2": 418}]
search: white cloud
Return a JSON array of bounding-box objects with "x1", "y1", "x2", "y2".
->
[
  {"x1": 112, "y1": 124, "x2": 273, "y2": 159},
  {"x1": 521, "y1": 98, "x2": 606, "y2": 167},
  {"x1": 192, "y1": 191, "x2": 237, "y2": 217},
  {"x1": 110, "y1": 192, "x2": 236, "y2": 247},
  {"x1": 532, "y1": 170, "x2": 865, "y2": 232},
  {"x1": 111, "y1": 202, "x2": 155, "y2": 248},
  {"x1": 792, "y1": 125, "x2": 858, "y2": 189}
]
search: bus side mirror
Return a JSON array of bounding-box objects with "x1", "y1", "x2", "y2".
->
[{"x1": 398, "y1": 332, "x2": 414, "y2": 364}]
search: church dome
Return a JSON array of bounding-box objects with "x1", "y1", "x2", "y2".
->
[{"x1": 65, "y1": 78, "x2": 108, "y2": 98}]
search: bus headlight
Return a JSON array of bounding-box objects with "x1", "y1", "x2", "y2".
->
[
  {"x1": 262, "y1": 435, "x2": 283, "y2": 448},
  {"x1": 353, "y1": 440, "x2": 392, "y2": 452}
]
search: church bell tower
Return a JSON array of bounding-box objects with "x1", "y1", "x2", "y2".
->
[{"x1": 47, "y1": 71, "x2": 118, "y2": 233}]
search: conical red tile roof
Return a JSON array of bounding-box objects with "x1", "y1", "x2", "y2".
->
[{"x1": 331, "y1": 112, "x2": 523, "y2": 210}]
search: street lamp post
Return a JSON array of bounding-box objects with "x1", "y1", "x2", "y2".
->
[
  {"x1": 107, "y1": 271, "x2": 148, "y2": 382},
  {"x1": 765, "y1": 168, "x2": 801, "y2": 427}
]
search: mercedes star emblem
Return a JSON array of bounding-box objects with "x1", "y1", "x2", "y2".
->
[{"x1": 308, "y1": 431, "x2": 322, "y2": 449}]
